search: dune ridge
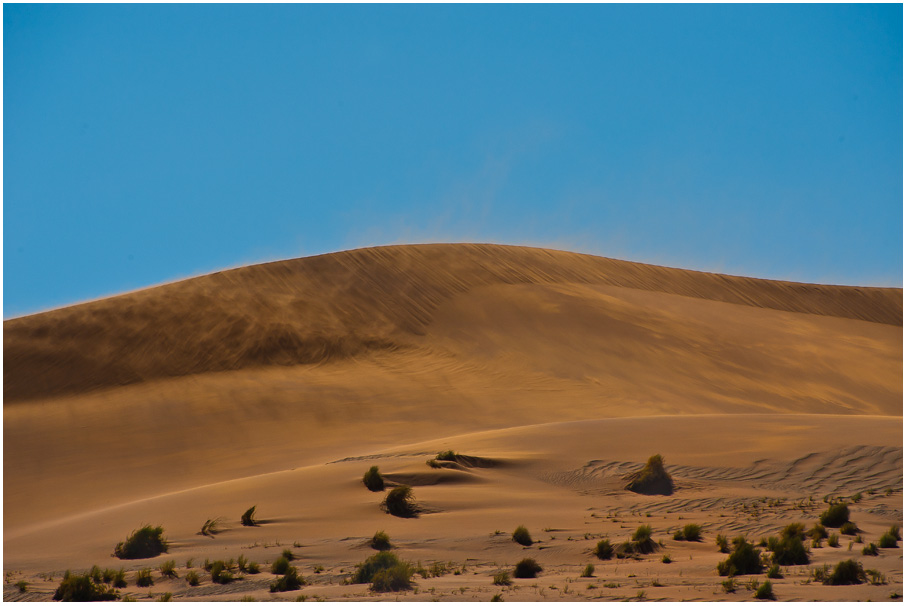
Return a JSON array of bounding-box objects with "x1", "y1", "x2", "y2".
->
[{"x1": 4, "y1": 243, "x2": 902, "y2": 402}]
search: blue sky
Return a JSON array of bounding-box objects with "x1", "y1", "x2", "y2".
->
[{"x1": 4, "y1": 3, "x2": 902, "y2": 318}]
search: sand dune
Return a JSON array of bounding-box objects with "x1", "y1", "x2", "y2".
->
[{"x1": 3, "y1": 244, "x2": 902, "y2": 601}]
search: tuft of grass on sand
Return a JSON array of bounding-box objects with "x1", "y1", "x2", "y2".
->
[
  {"x1": 159, "y1": 560, "x2": 178, "y2": 579},
  {"x1": 818, "y1": 559, "x2": 867, "y2": 585},
  {"x1": 754, "y1": 580, "x2": 775, "y2": 600},
  {"x1": 436, "y1": 450, "x2": 458, "y2": 461},
  {"x1": 383, "y1": 485, "x2": 418, "y2": 518},
  {"x1": 673, "y1": 524, "x2": 702, "y2": 542},
  {"x1": 512, "y1": 525, "x2": 533, "y2": 547},
  {"x1": 861, "y1": 542, "x2": 879, "y2": 556},
  {"x1": 53, "y1": 572, "x2": 118, "y2": 602},
  {"x1": 186, "y1": 571, "x2": 200, "y2": 586},
  {"x1": 493, "y1": 571, "x2": 513, "y2": 586},
  {"x1": 581, "y1": 564, "x2": 595, "y2": 577},
  {"x1": 352, "y1": 552, "x2": 414, "y2": 592},
  {"x1": 270, "y1": 568, "x2": 304, "y2": 593},
  {"x1": 593, "y1": 539, "x2": 614, "y2": 560},
  {"x1": 115, "y1": 525, "x2": 168, "y2": 559},
  {"x1": 819, "y1": 502, "x2": 850, "y2": 528},
  {"x1": 135, "y1": 569, "x2": 154, "y2": 587},
  {"x1": 513, "y1": 558, "x2": 542, "y2": 579},
  {"x1": 199, "y1": 517, "x2": 224, "y2": 537},
  {"x1": 370, "y1": 530, "x2": 392, "y2": 551},
  {"x1": 363, "y1": 466, "x2": 385, "y2": 492},
  {"x1": 241, "y1": 506, "x2": 259, "y2": 527},
  {"x1": 271, "y1": 557, "x2": 293, "y2": 576},
  {"x1": 879, "y1": 528, "x2": 899, "y2": 548},
  {"x1": 625, "y1": 454, "x2": 673, "y2": 496},
  {"x1": 717, "y1": 537, "x2": 763, "y2": 576},
  {"x1": 716, "y1": 534, "x2": 729, "y2": 553},
  {"x1": 768, "y1": 524, "x2": 809, "y2": 565}
]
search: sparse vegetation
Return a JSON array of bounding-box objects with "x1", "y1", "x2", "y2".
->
[
  {"x1": 827, "y1": 533, "x2": 840, "y2": 547},
  {"x1": 159, "y1": 560, "x2": 177, "y2": 579},
  {"x1": 186, "y1": 571, "x2": 200, "y2": 586},
  {"x1": 673, "y1": 524, "x2": 702, "y2": 541},
  {"x1": 661, "y1": 554, "x2": 672, "y2": 563},
  {"x1": 721, "y1": 578, "x2": 736, "y2": 593},
  {"x1": 879, "y1": 528, "x2": 899, "y2": 548},
  {"x1": 241, "y1": 506, "x2": 258, "y2": 527},
  {"x1": 282, "y1": 548, "x2": 297, "y2": 561},
  {"x1": 628, "y1": 525, "x2": 657, "y2": 554},
  {"x1": 493, "y1": 571, "x2": 512, "y2": 586},
  {"x1": 115, "y1": 525, "x2": 169, "y2": 559},
  {"x1": 819, "y1": 502, "x2": 850, "y2": 528},
  {"x1": 512, "y1": 525, "x2": 533, "y2": 547},
  {"x1": 625, "y1": 454, "x2": 673, "y2": 495},
  {"x1": 352, "y1": 552, "x2": 414, "y2": 592},
  {"x1": 52, "y1": 572, "x2": 118, "y2": 601},
  {"x1": 199, "y1": 517, "x2": 223, "y2": 537},
  {"x1": 809, "y1": 523, "x2": 828, "y2": 540},
  {"x1": 15, "y1": 580, "x2": 28, "y2": 593},
  {"x1": 363, "y1": 466, "x2": 385, "y2": 492},
  {"x1": 593, "y1": 539, "x2": 614, "y2": 560},
  {"x1": 384, "y1": 485, "x2": 418, "y2": 518},
  {"x1": 370, "y1": 530, "x2": 392, "y2": 551},
  {"x1": 840, "y1": 521, "x2": 858, "y2": 535},
  {"x1": 271, "y1": 557, "x2": 292, "y2": 576},
  {"x1": 861, "y1": 542, "x2": 879, "y2": 556},
  {"x1": 270, "y1": 568, "x2": 304, "y2": 593},
  {"x1": 491, "y1": 593, "x2": 503, "y2": 602},
  {"x1": 768, "y1": 524, "x2": 810, "y2": 565},
  {"x1": 717, "y1": 537, "x2": 763, "y2": 576},
  {"x1": 135, "y1": 569, "x2": 154, "y2": 587},
  {"x1": 824, "y1": 559, "x2": 866, "y2": 585},
  {"x1": 716, "y1": 534, "x2": 729, "y2": 553},
  {"x1": 887, "y1": 525, "x2": 901, "y2": 540},
  {"x1": 581, "y1": 564, "x2": 595, "y2": 577},
  {"x1": 156, "y1": 593, "x2": 172, "y2": 602},
  {"x1": 767, "y1": 564, "x2": 782, "y2": 579},
  {"x1": 754, "y1": 580, "x2": 775, "y2": 600},
  {"x1": 513, "y1": 558, "x2": 542, "y2": 579},
  {"x1": 209, "y1": 560, "x2": 236, "y2": 584},
  {"x1": 436, "y1": 450, "x2": 457, "y2": 461}
]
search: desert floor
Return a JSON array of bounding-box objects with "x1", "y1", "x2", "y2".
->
[{"x1": 3, "y1": 244, "x2": 902, "y2": 601}]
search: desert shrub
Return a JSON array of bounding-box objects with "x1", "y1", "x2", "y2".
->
[
  {"x1": 89, "y1": 565, "x2": 102, "y2": 583},
  {"x1": 879, "y1": 531, "x2": 898, "y2": 548},
  {"x1": 157, "y1": 593, "x2": 172, "y2": 602},
  {"x1": 384, "y1": 485, "x2": 418, "y2": 518},
  {"x1": 363, "y1": 466, "x2": 385, "y2": 492},
  {"x1": 767, "y1": 563, "x2": 782, "y2": 579},
  {"x1": 662, "y1": 554, "x2": 672, "y2": 563},
  {"x1": 209, "y1": 561, "x2": 235, "y2": 584},
  {"x1": 52, "y1": 572, "x2": 118, "y2": 601},
  {"x1": 824, "y1": 559, "x2": 866, "y2": 585},
  {"x1": 102, "y1": 568, "x2": 125, "y2": 587},
  {"x1": 827, "y1": 533, "x2": 840, "y2": 547},
  {"x1": 237, "y1": 555, "x2": 249, "y2": 572},
  {"x1": 115, "y1": 525, "x2": 168, "y2": 559},
  {"x1": 840, "y1": 521, "x2": 858, "y2": 535},
  {"x1": 246, "y1": 561, "x2": 261, "y2": 574},
  {"x1": 674, "y1": 524, "x2": 702, "y2": 542},
  {"x1": 270, "y1": 567, "x2": 303, "y2": 593},
  {"x1": 851, "y1": 492, "x2": 863, "y2": 503},
  {"x1": 866, "y1": 569, "x2": 885, "y2": 585},
  {"x1": 491, "y1": 594, "x2": 503, "y2": 602},
  {"x1": 513, "y1": 558, "x2": 542, "y2": 579},
  {"x1": 780, "y1": 523, "x2": 806, "y2": 540},
  {"x1": 436, "y1": 450, "x2": 458, "y2": 461},
  {"x1": 770, "y1": 532, "x2": 809, "y2": 566},
  {"x1": 809, "y1": 524, "x2": 828, "y2": 540},
  {"x1": 159, "y1": 560, "x2": 178, "y2": 579},
  {"x1": 631, "y1": 525, "x2": 657, "y2": 554},
  {"x1": 135, "y1": 568, "x2": 154, "y2": 587},
  {"x1": 199, "y1": 517, "x2": 223, "y2": 537},
  {"x1": 625, "y1": 454, "x2": 673, "y2": 495},
  {"x1": 754, "y1": 580, "x2": 774, "y2": 600},
  {"x1": 241, "y1": 506, "x2": 258, "y2": 527},
  {"x1": 271, "y1": 557, "x2": 292, "y2": 575},
  {"x1": 370, "y1": 530, "x2": 392, "y2": 551},
  {"x1": 370, "y1": 563, "x2": 414, "y2": 592},
  {"x1": 186, "y1": 571, "x2": 200, "y2": 586},
  {"x1": 721, "y1": 578, "x2": 736, "y2": 593},
  {"x1": 819, "y1": 503, "x2": 850, "y2": 528},
  {"x1": 716, "y1": 534, "x2": 729, "y2": 553},
  {"x1": 493, "y1": 571, "x2": 512, "y2": 586},
  {"x1": 717, "y1": 537, "x2": 763, "y2": 576},
  {"x1": 15, "y1": 580, "x2": 28, "y2": 593},
  {"x1": 282, "y1": 548, "x2": 297, "y2": 561},
  {"x1": 862, "y1": 542, "x2": 879, "y2": 556},
  {"x1": 353, "y1": 552, "x2": 404, "y2": 584},
  {"x1": 593, "y1": 539, "x2": 613, "y2": 560},
  {"x1": 512, "y1": 525, "x2": 533, "y2": 547},
  {"x1": 581, "y1": 564, "x2": 595, "y2": 577},
  {"x1": 888, "y1": 525, "x2": 901, "y2": 540}
]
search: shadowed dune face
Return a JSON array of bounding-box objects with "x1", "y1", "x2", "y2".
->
[{"x1": 4, "y1": 243, "x2": 901, "y2": 402}]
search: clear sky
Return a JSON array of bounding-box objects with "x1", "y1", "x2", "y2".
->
[{"x1": 4, "y1": 3, "x2": 903, "y2": 318}]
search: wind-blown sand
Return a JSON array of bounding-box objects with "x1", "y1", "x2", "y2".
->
[{"x1": 3, "y1": 243, "x2": 902, "y2": 601}]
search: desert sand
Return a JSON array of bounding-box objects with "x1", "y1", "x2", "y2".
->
[{"x1": 3, "y1": 243, "x2": 902, "y2": 601}]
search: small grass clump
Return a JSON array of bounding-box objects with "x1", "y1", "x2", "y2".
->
[
  {"x1": 809, "y1": 524, "x2": 828, "y2": 540},
  {"x1": 159, "y1": 560, "x2": 178, "y2": 579},
  {"x1": 493, "y1": 571, "x2": 512, "y2": 586},
  {"x1": 840, "y1": 521, "x2": 859, "y2": 535},
  {"x1": 15, "y1": 580, "x2": 28, "y2": 593},
  {"x1": 581, "y1": 564, "x2": 595, "y2": 577},
  {"x1": 767, "y1": 563, "x2": 782, "y2": 579},
  {"x1": 115, "y1": 525, "x2": 169, "y2": 559},
  {"x1": 199, "y1": 517, "x2": 223, "y2": 537},
  {"x1": 673, "y1": 524, "x2": 702, "y2": 542},
  {"x1": 241, "y1": 506, "x2": 258, "y2": 527},
  {"x1": 352, "y1": 552, "x2": 414, "y2": 592},
  {"x1": 436, "y1": 450, "x2": 458, "y2": 461},
  {"x1": 819, "y1": 503, "x2": 850, "y2": 528},
  {"x1": 717, "y1": 537, "x2": 763, "y2": 577},
  {"x1": 186, "y1": 571, "x2": 200, "y2": 586},
  {"x1": 209, "y1": 561, "x2": 236, "y2": 584},
  {"x1": 512, "y1": 525, "x2": 533, "y2": 547},
  {"x1": 721, "y1": 578, "x2": 736, "y2": 593},
  {"x1": 135, "y1": 569, "x2": 154, "y2": 587},
  {"x1": 716, "y1": 534, "x2": 729, "y2": 553},
  {"x1": 370, "y1": 530, "x2": 392, "y2": 551},
  {"x1": 624, "y1": 454, "x2": 673, "y2": 496},
  {"x1": 861, "y1": 542, "x2": 879, "y2": 556},
  {"x1": 363, "y1": 466, "x2": 385, "y2": 492},
  {"x1": 827, "y1": 533, "x2": 840, "y2": 547},
  {"x1": 52, "y1": 572, "x2": 118, "y2": 601},
  {"x1": 630, "y1": 525, "x2": 657, "y2": 554},
  {"x1": 513, "y1": 558, "x2": 542, "y2": 579},
  {"x1": 768, "y1": 524, "x2": 809, "y2": 566},
  {"x1": 270, "y1": 568, "x2": 304, "y2": 593},
  {"x1": 383, "y1": 485, "x2": 418, "y2": 518},
  {"x1": 271, "y1": 557, "x2": 292, "y2": 575},
  {"x1": 754, "y1": 580, "x2": 775, "y2": 600},
  {"x1": 879, "y1": 528, "x2": 899, "y2": 548},
  {"x1": 824, "y1": 559, "x2": 866, "y2": 585},
  {"x1": 662, "y1": 554, "x2": 672, "y2": 564},
  {"x1": 593, "y1": 539, "x2": 614, "y2": 560},
  {"x1": 282, "y1": 548, "x2": 297, "y2": 561}
]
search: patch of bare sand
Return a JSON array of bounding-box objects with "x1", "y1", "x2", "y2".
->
[{"x1": 3, "y1": 415, "x2": 901, "y2": 601}]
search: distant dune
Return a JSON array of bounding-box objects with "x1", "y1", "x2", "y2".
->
[{"x1": 3, "y1": 244, "x2": 902, "y2": 601}]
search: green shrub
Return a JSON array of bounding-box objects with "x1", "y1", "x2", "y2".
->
[
  {"x1": 809, "y1": 524, "x2": 828, "y2": 540},
  {"x1": 754, "y1": 580, "x2": 774, "y2": 600},
  {"x1": 271, "y1": 557, "x2": 292, "y2": 575},
  {"x1": 200, "y1": 517, "x2": 223, "y2": 537},
  {"x1": 102, "y1": 568, "x2": 125, "y2": 587},
  {"x1": 770, "y1": 533, "x2": 809, "y2": 566},
  {"x1": 513, "y1": 558, "x2": 542, "y2": 579},
  {"x1": 246, "y1": 561, "x2": 261, "y2": 574},
  {"x1": 819, "y1": 503, "x2": 850, "y2": 528},
  {"x1": 135, "y1": 569, "x2": 154, "y2": 587},
  {"x1": 369, "y1": 530, "x2": 392, "y2": 551},
  {"x1": 625, "y1": 454, "x2": 673, "y2": 495},
  {"x1": 436, "y1": 450, "x2": 458, "y2": 461},
  {"x1": 52, "y1": 572, "x2": 117, "y2": 601},
  {"x1": 721, "y1": 578, "x2": 736, "y2": 593},
  {"x1": 493, "y1": 571, "x2": 512, "y2": 586},
  {"x1": 631, "y1": 525, "x2": 657, "y2": 554},
  {"x1": 15, "y1": 580, "x2": 27, "y2": 593},
  {"x1": 89, "y1": 565, "x2": 102, "y2": 583},
  {"x1": 717, "y1": 537, "x2": 763, "y2": 576},
  {"x1": 888, "y1": 525, "x2": 901, "y2": 540},
  {"x1": 159, "y1": 560, "x2": 178, "y2": 579},
  {"x1": 282, "y1": 548, "x2": 297, "y2": 561},
  {"x1": 662, "y1": 554, "x2": 672, "y2": 563},
  {"x1": 115, "y1": 525, "x2": 168, "y2": 559},
  {"x1": 862, "y1": 543, "x2": 879, "y2": 556},
  {"x1": 824, "y1": 559, "x2": 866, "y2": 585},
  {"x1": 879, "y1": 531, "x2": 898, "y2": 548},
  {"x1": 241, "y1": 506, "x2": 258, "y2": 527},
  {"x1": 593, "y1": 539, "x2": 613, "y2": 560},
  {"x1": 156, "y1": 593, "x2": 172, "y2": 602},
  {"x1": 209, "y1": 561, "x2": 236, "y2": 584},
  {"x1": 353, "y1": 552, "x2": 404, "y2": 584},
  {"x1": 270, "y1": 567, "x2": 303, "y2": 593},
  {"x1": 767, "y1": 564, "x2": 782, "y2": 579},
  {"x1": 363, "y1": 466, "x2": 385, "y2": 492},
  {"x1": 840, "y1": 521, "x2": 858, "y2": 535},
  {"x1": 780, "y1": 523, "x2": 805, "y2": 540},
  {"x1": 674, "y1": 524, "x2": 702, "y2": 541},
  {"x1": 581, "y1": 564, "x2": 594, "y2": 577},
  {"x1": 186, "y1": 571, "x2": 200, "y2": 586},
  {"x1": 369, "y1": 563, "x2": 414, "y2": 592},
  {"x1": 512, "y1": 525, "x2": 533, "y2": 546},
  {"x1": 384, "y1": 485, "x2": 418, "y2": 518},
  {"x1": 716, "y1": 534, "x2": 729, "y2": 553},
  {"x1": 827, "y1": 533, "x2": 840, "y2": 547}
]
